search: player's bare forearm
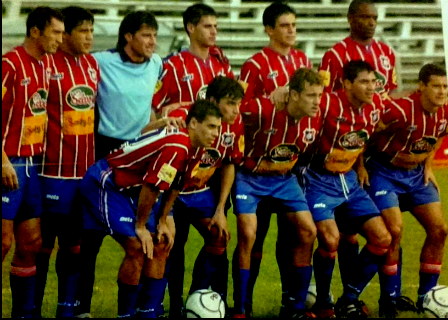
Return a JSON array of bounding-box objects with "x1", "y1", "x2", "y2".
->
[
  {"x1": 158, "y1": 188, "x2": 180, "y2": 222},
  {"x1": 136, "y1": 184, "x2": 160, "y2": 230},
  {"x1": 2, "y1": 148, "x2": 18, "y2": 190}
]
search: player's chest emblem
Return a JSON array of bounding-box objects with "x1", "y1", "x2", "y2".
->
[
  {"x1": 196, "y1": 85, "x2": 208, "y2": 100},
  {"x1": 66, "y1": 85, "x2": 95, "y2": 110},
  {"x1": 221, "y1": 132, "x2": 235, "y2": 148},
  {"x1": 302, "y1": 128, "x2": 316, "y2": 144},
  {"x1": 21, "y1": 78, "x2": 31, "y2": 86},
  {"x1": 88, "y1": 68, "x2": 98, "y2": 83},
  {"x1": 437, "y1": 119, "x2": 447, "y2": 134},
  {"x1": 199, "y1": 148, "x2": 221, "y2": 168},
  {"x1": 379, "y1": 55, "x2": 391, "y2": 70},
  {"x1": 270, "y1": 144, "x2": 299, "y2": 162},
  {"x1": 51, "y1": 72, "x2": 64, "y2": 80},
  {"x1": 28, "y1": 89, "x2": 48, "y2": 115},
  {"x1": 264, "y1": 128, "x2": 278, "y2": 135},
  {"x1": 370, "y1": 109, "x2": 380, "y2": 125},
  {"x1": 267, "y1": 70, "x2": 278, "y2": 80},
  {"x1": 339, "y1": 130, "x2": 369, "y2": 150},
  {"x1": 410, "y1": 136, "x2": 437, "y2": 154},
  {"x1": 182, "y1": 73, "x2": 194, "y2": 82}
]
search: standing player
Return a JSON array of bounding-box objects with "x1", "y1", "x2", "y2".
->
[
  {"x1": 2, "y1": 7, "x2": 64, "y2": 318},
  {"x1": 237, "y1": 3, "x2": 313, "y2": 313},
  {"x1": 365, "y1": 63, "x2": 447, "y2": 316},
  {"x1": 232, "y1": 68, "x2": 325, "y2": 318},
  {"x1": 152, "y1": 3, "x2": 233, "y2": 115},
  {"x1": 163, "y1": 77, "x2": 244, "y2": 317},
  {"x1": 302, "y1": 60, "x2": 391, "y2": 317},
  {"x1": 319, "y1": 0, "x2": 397, "y2": 98},
  {"x1": 79, "y1": 100, "x2": 223, "y2": 318},
  {"x1": 33, "y1": 7, "x2": 98, "y2": 318},
  {"x1": 74, "y1": 11, "x2": 162, "y2": 317}
]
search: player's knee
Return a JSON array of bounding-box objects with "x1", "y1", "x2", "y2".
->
[
  {"x1": 322, "y1": 234, "x2": 340, "y2": 252},
  {"x1": 2, "y1": 237, "x2": 13, "y2": 258},
  {"x1": 18, "y1": 233, "x2": 42, "y2": 256},
  {"x1": 299, "y1": 223, "x2": 317, "y2": 245},
  {"x1": 429, "y1": 222, "x2": 448, "y2": 243},
  {"x1": 388, "y1": 224, "x2": 403, "y2": 242},
  {"x1": 205, "y1": 244, "x2": 226, "y2": 256},
  {"x1": 375, "y1": 230, "x2": 392, "y2": 249},
  {"x1": 240, "y1": 228, "x2": 256, "y2": 245},
  {"x1": 340, "y1": 233, "x2": 358, "y2": 244},
  {"x1": 153, "y1": 242, "x2": 170, "y2": 260},
  {"x1": 125, "y1": 238, "x2": 144, "y2": 259}
]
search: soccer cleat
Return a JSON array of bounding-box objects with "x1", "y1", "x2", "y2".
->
[
  {"x1": 312, "y1": 301, "x2": 336, "y2": 318},
  {"x1": 244, "y1": 301, "x2": 253, "y2": 318},
  {"x1": 335, "y1": 297, "x2": 368, "y2": 318},
  {"x1": 280, "y1": 306, "x2": 317, "y2": 318},
  {"x1": 394, "y1": 296, "x2": 418, "y2": 312},
  {"x1": 378, "y1": 298, "x2": 399, "y2": 318}
]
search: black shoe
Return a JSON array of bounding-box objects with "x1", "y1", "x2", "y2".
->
[
  {"x1": 335, "y1": 297, "x2": 368, "y2": 318},
  {"x1": 280, "y1": 306, "x2": 316, "y2": 318},
  {"x1": 379, "y1": 298, "x2": 399, "y2": 318},
  {"x1": 244, "y1": 301, "x2": 253, "y2": 318},
  {"x1": 395, "y1": 296, "x2": 418, "y2": 312}
]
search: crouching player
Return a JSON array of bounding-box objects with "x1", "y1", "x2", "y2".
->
[
  {"x1": 232, "y1": 68, "x2": 326, "y2": 318},
  {"x1": 79, "y1": 101, "x2": 222, "y2": 318},
  {"x1": 365, "y1": 63, "x2": 447, "y2": 316},
  {"x1": 303, "y1": 61, "x2": 392, "y2": 318}
]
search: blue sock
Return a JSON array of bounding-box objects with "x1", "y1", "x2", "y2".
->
[
  {"x1": 290, "y1": 265, "x2": 313, "y2": 311},
  {"x1": 418, "y1": 272, "x2": 440, "y2": 297},
  {"x1": 210, "y1": 250, "x2": 229, "y2": 303},
  {"x1": 345, "y1": 246, "x2": 383, "y2": 302},
  {"x1": 117, "y1": 281, "x2": 139, "y2": 318},
  {"x1": 10, "y1": 268, "x2": 37, "y2": 318},
  {"x1": 137, "y1": 277, "x2": 166, "y2": 318},
  {"x1": 234, "y1": 268, "x2": 250, "y2": 313},
  {"x1": 190, "y1": 248, "x2": 218, "y2": 294},
  {"x1": 338, "y1": 239, "x2": 359, "y2": 291},
  {"x1": 379, "y1": 265, "x2": 400, "y2": 300},
  {"x1": 56, "y1": 250, "x2": 80, "y2": 318},
  {"x1": 246, "y1": 254, "x2": 262, "y2": 305},
  {"x1": 34, "y1": 252, "x2": 52, "y2": 317},
  {"x1": 313, "y1": 249, "x2": 335, "y2": 304}
]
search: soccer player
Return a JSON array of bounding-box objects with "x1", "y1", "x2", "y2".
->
[
  {"x1": 2, "y1": 6, "x2": 64, "y2": 318},
  {"x1": 160, "y1": 76, "x2": 244, "y2": 317},
  {"x1": 32, "y1": 7, "x2": 98, "y2": 318},
  {"x1": 74, "y1": 11, "x2": 163, "y2": 317},
  {"x1": 79, "y1": 100, "x2": 222, "y2": 318},
  {"x1": 365, "y1": 63, "x2": 447, "y2": 316},
  {"x1": 302, "y1": 60, "x2": 391, "y2": 317},
  {"x1": 152, "y1": 3, "x2": 234, "y2": 115},
  {"x1": 237, "y1": 3, "x2": 313, "y2": 313},
  {"x1": 232, "y1": 68, "x2": 326, "y2": 318},
  {"x1": 319, "y1": 0, "x2": 397, "y2": 97}
]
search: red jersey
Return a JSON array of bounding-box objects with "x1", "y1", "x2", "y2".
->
[
  {"x1": 319, "y1": 37, "x2": 397, "y2": 95},
  {"x1": 152, "y1": 46, "x2": 234, "y2": 110},
  {"x1": 2, "y1": 46, "x2": 53, "y2": 157},
  {"x1": 239, "y1": 47, "x2": 312, "y2": 106},
  {"x1": 240, "y1": 96, "x2": 327, "y2": 175},
  {"x1": 106, "y1": 128, "x2": 193, "y2": 191},
  {"x1": 41, "y1": 50, "x2": 100, "y2": 178},
  {"x1": 169, "y1": 106, "x2": 245, "y2": 192},
  {"x1": 372, "y1": 92, "x2": 448, "y2": 169},
  {"x1": 313, "y1": 90, "x2": 385, "y2": 173}
]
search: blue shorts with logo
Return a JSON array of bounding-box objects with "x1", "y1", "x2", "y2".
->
[
  {"x1": 80, "y1": 159, "x2": 170, "y2": 237},
  {"x1": 305, "y1": 168, "x2": 380, "y2": 223},
  {"x1": 2, "y1": 157, "x2": 42, "y2": 221},
  {"x1": 178, "y1": 188, "x2": 217, "y2": 220},
  {"x1": 233, "y1": 170, "x2": 309, "y2": 215},
  {"x1": 40, "y1": 177, "x2": 81, "y2": 216},
  {"x1": 366, "y1": 159, "x2": 440, "y2": 212}
]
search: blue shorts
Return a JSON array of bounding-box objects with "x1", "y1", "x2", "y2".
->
[
  {"x1": 366, "y1": 159, "x2": 440, "y2": 212},
  {"x1": 178, "y1": 189, "x2": 216, "y2": 220},
  {"x1": 305, "y1": 168, "x2": 380, "y2": 223},
  {"x1": 80, "y1": 159, "x2": 169, "y2": 237},
  {"x1": 40, "y1": 177, "x2": 81, "y2": 215},
  {"x1": 233, "y1": 171, "x2": 309, "y2": 215},
  {"x1": 2, "y1": 157, "x2": 42, "y2": 221}
]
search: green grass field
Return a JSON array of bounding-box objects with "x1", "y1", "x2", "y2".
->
[{"x1": 2, "y1": 169, "x2": 447, "y2": 318}]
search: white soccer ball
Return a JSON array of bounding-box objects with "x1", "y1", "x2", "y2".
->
[
  {"x1": 185, "y1": 289, "x2": 226, "y2": 318},
  {"x1": 422, "y1": 285, "x2": 448, "y2": 318}
]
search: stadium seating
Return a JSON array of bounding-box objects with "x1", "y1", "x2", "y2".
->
[{"x1": 1, "y1": 0, "x2": 445, "y2": 91}]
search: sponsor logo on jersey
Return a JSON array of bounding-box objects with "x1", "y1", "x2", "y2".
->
[
  {"x1": 437, "y1": 119, "x2": 447, "y2": 134},
  {"x1": 88, "y1": 67, "x2": 98, "y2": 83},
  {"x1": 50, "y1": 72, "x2": 64, "y2": 80},
  {"x1": 28, "y1": 89, "x2": 48, "y2": 115},
  {"x1": 221, "y1": 132, "x2": 235, "y2": 148},
  {"x1": 303, "y1": 128, "x2": 316, "y2": 144},
  {"x1": 374, "y1": 71, "x2": 387, "y2": 93},
  {"x1": 267, "y1": 70, "x2": 278, "y2": 79},
  {"x1": 370, "y1": 109, "x2": 380, "y2": 125},
  {"x1": 46, "y1": 194, "x2": 60, "y2": 200},
  {"x1": 119, "y1": 217, "x2": 133, "y2": 223},
  {"x1": 182, "y1": 73, "x2": 194, "y2": 82},
  {"x1": 199, "y1": 148, "x2": 221, "y2": 168},
  {"x1": 270, "y1": 144, "x2": 299, "y2": 162},
  {"x1": 339, "y1": 130, "x2": 369, "y2": 150},
  {"x1": 21, "y1": 78, "x2": 31, "y2": 86},
  {"x1": 410, "y1": 136, "x2": 437, "y2": 154},
  {"x1": 375, "y1": 190, "x2": 388, "y2": 196},
  {"x1": 157, "y1": 163, "x2": 177, "y2": 184},
  {"x1": 313, "y1": 203, "x2": 326, "y2": 208},
  {"x1": 66, "y1": 85, "x2": 95, "y2": 110},
  {"x1": 196, "y1": 85, "x2": 208, "y2": 100},
  {"x1": 379, "y1": 55, "x2": 391, "y2": 70},
  {"x1": 235, "y1": 194, "x2": 248, "y2": 200}
]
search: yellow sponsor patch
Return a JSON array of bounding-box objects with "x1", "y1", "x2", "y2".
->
[
  {"x1": 190, "y1": 166, "x2": 217, "y2": 189},
  {"x1": 318, "y1": 70, "x2": 331, "y2": 87},
  {"x1": 22, "y1": 114, "x2": 46, "y2": 145},
  {"x1": 238, "y1": 135, "x2": 245, "y2": 153},
  {"x1": 324, "y1": 148, "x2": 363, "y2": 173},
  {"x1": 63, "y1": 109, "x2": 95, "y2": 135},
  {"x1": 391, "y1": 152, "x2": 429, "y2": 170},
  {"x1": 157, "y1": 163, "x2": 177, "y2": 184},
  {"x1": 392, "y1": 67, "x2": 397, "y2": 86},
  {"x1": 255, "y1": 159, "x2": 297, "y2": 175},
  {"x1": 2, "y1": 86, "x2": 6, "y2": 100},
  {"x1": 154, "y1": 80, "x2": 163, "y2": 94},
  {"x1": 237, "y1": 80, "x2": 249, "y2": 93}
]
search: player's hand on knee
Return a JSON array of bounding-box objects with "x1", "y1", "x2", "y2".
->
[
  {"x1": 156, "y1": 219, "x2": 174, "y2": 252},
  {"x1": 208, "y1": 210, "x2": 231, "y2": 246},
  {"x1": 2, "y1": 159, "x2": 19, "y2": 190},
  {"x1": 136, "y1": 227, "x2": 154, "y2": 259}
]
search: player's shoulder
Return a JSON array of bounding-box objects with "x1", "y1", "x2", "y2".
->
[
  {"x1": 2, "y1": 47, "x2": 24, "y2": 66},
  {"x1": 168, "y1": 105, "x2": 191, "y2": 120},
  {"x1": 242, "y1": 50, "x2": 267, "y2": 68},
  {"x1": 162, "y1": 50, "x2": 186, "y2": 67}
]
